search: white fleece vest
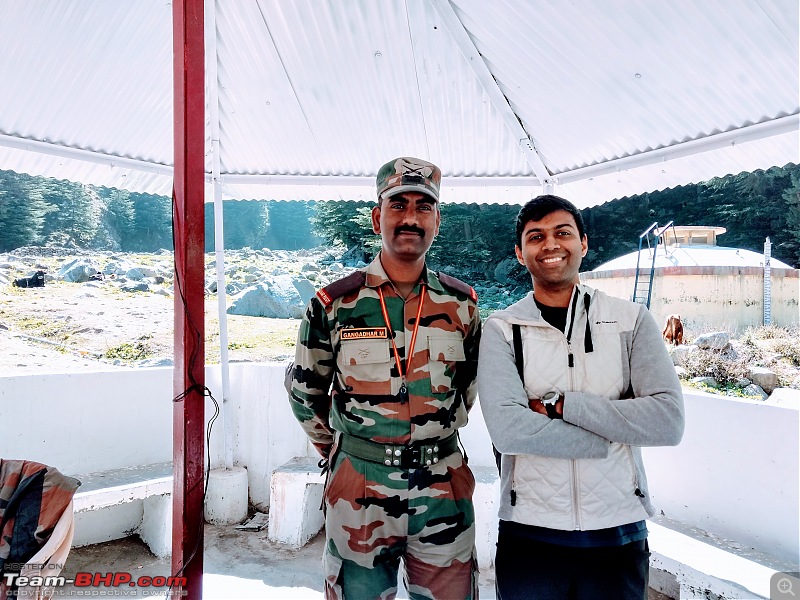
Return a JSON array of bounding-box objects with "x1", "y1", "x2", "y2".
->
[{"x1": 494, "y1": 287, "x2": 653, "y2": 530}]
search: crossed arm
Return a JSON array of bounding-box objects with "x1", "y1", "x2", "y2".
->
[{"x1": 477, "y1": 308, "x2": 685, "y2": 459}]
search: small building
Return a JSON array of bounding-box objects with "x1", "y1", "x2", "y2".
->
[{"x1": 580, "y1": 226, "x2": 799, "y2": 332}]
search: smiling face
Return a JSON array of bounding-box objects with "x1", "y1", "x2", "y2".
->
[
  {"x1": 372, "y1": 191, "x2": 440, "y2": 266},
  {"x1": 515, "y1": 209, "x2": 588, "y2": 305}
]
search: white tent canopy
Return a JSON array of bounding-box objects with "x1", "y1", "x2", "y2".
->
[{"x1": 0, "y1": 0, "x2": 797, "y2": 208}]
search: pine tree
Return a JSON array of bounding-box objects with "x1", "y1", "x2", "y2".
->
[
  {"x1": 781, "y1": 169, "x2": 800, "y2": 266},
  {"x1": 128, "y1": 193, "x2": 173, "y2": 251},
  {"x1": 39, "y1": 179, "x2": 98, "y2": 247},
  {"x1": 0, "y1": 171, "x2": 55, "y2": 251},
  {"x1": 94, "y1": 187, "x2": 136, "y2": 250}
]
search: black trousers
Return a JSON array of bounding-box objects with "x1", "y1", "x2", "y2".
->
[{"x1": 495, "y1": 530, "x2": 650, "y2": 600}]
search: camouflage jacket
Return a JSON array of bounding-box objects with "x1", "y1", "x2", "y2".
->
[{"x1": 289, "y1": 254, "x2": 481, "y2": 457}]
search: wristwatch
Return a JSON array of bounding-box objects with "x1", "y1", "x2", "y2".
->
[{"x1": 541, "y1": 390, "x2": 564, "y2": 419}]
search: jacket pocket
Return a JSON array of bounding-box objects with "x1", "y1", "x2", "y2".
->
[
  {"x1": 428, "y1": 334, "x2": 465, "y2": 393},
  {"x1": 338, "y1": 338, "x2": 392, "y2": 389}
]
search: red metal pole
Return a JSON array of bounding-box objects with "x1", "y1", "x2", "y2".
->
[{"x1": 172, "y1": 1, "x2": 205, "y2": 599}]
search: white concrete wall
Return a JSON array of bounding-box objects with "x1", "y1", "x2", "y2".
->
[
  {"x1": 582, "y1": 266, "x2": 799, "y2": 332},
  {"x1": 0, "y1": 369, "x2": 173, "y2": 474},
  {"x1": 643, "y1": 390, "x2": 799, "y2": 563},
  {"x1": 2, "y1": 366, "x2": 797, "y2": 563}
]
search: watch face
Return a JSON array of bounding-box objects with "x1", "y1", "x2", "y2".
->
[{"x1": 542, "y1": 391, "x2": 558, "y2": 403}]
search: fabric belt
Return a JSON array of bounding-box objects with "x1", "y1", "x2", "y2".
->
[{"x1": 338, "y1": 433, "x2": 459, "y2": 469}]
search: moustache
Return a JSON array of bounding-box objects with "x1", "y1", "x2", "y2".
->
[{"x1": 395, "y1": 226, "x2": 425, "y2": 237}]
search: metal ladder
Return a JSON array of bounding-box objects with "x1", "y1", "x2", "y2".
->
[
  {"x1": 632, "y1": 222, "x2": 660, "y2": 308},
  {"x1": 632, "y1": 221, "x2": 676, "y2": 308}
]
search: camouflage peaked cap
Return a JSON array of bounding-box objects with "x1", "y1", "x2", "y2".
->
[{"x1": 376, "y1": 157, "x2": 441, "y2": 203}]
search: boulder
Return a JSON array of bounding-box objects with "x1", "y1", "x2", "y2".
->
[
  {"x1": 292, "y1": 277, "x2": 316, "y2": 305},
  {"x1": 493, "y1": 257, "x2": 520, "y2": 284},
  {"x1": 137, "y1": 357, "x2": 174, "y2": 368},
  {"x1": 670, "y1": 344, "x2": 697, "y2": 367},
  {"x1": 125, "y1": 265, "x2": 158, "y2": 281},
  {"x1": 691, "y1": 376, "x2": 719, "y2": 388},
  {"x1": 694, "y1": 331, "x2": 730, "y2": 350},
  {"x1": 227, "y1": 276, "x2": 305, "y2": 319},
  {"x1": 747, "y1": 366, "x2": 778, "y2": 393},
  {"x1": 103, "y1": 261, "x2": 131, "y2": 276},
  {"x1": 226, "y1": 283, "x2": 245, "y2": 295},
  {"x1": 121, "y1": 282, "x2": 150, "y2": 293},
  {"x1": 59, "y1": 259, "x2": 96, "y2": 283},
  {"x1": 742, "y1": 384, "x2": 768, "y2": 400}
]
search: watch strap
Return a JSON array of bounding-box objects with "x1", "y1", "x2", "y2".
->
[{"x1": 544, "y1": 401, "x2": 560, "y2": 419}]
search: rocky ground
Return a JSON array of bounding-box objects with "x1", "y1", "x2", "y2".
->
[
  {"x1": 0, "y1": 246, "x2": 357, "y2": 375},
  {"x1": 1, "y1": 245, "x2": 798, "y2": 396},
  {"x1": 668, "y1": 328, "x2": 800, "y2": 398}
]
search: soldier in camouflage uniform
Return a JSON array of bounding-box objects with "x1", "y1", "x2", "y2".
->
[{"x1": 288, "y1": 157, "x2": 482, "y2": 599}]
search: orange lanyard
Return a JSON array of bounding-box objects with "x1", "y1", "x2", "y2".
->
[{"x1": 378, "y1": 285, "x2": 426, "y2": 388}]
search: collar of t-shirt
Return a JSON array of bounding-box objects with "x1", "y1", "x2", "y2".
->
[{"x1": 534, "y1": 296, "x2": 567, "y2": 333}]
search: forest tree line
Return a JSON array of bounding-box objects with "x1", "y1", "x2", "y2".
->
[{"x1": 1, "y1": 164, "x2": 798, "y2": 280}]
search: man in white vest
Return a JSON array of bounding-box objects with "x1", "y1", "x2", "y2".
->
[{"x1": 478, "y1": 194, "x2": 685, "y2": 599}]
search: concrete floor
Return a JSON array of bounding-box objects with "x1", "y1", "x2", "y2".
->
[
  {"x1": 57, "y1": 527, "x2": 673, "y2": 599},
  {"x1": 59, "y1": 525, "x2": 499, "y2": 599}
]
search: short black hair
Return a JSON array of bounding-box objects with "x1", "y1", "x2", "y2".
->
[{"x1": 515, "y1": 194, "x2": 586, "y2": 247}]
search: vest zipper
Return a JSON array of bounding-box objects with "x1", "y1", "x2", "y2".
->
[
  {"x1": 570, "y1": 459, "x2": 582, "y2": 530},
  {"x1": 568, "y1": 351, "x2": 582, "y2": 529}
]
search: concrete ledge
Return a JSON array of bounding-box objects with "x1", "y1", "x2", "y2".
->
[
  {"x1": 268, "y1": 456, "x2": 325, "y2": 548},
  {"x1": 648, "y1": 516, "x2": 799, "y2": 599},
  {"x1": 72, "y1": 462, "x2": 173, "y2": 557}
]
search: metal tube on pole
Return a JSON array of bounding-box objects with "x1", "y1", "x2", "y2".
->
[{"x1": 205, "y1": 0, "x2": 233, "y2": 471}]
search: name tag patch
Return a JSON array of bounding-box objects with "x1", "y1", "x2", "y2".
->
[{"x1": 341, "y1": 327, "x2": 389, "y2": 340}]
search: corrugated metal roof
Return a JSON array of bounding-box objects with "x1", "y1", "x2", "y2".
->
[{"x1": 0, "y1": 0, "x2": 797, "y2": 207}]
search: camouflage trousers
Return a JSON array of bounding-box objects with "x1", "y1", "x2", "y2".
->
[{"x1": 322, "y1": 448, "x2": 478, "y2": 600}]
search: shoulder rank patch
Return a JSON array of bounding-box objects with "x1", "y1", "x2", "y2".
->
[
  {"x1": 437, "y1": 271, "x2": 478, "y2": 303},
  {"x1": 316, "y1": 270, "x2": 367, "y2": 307},
  {"x1": 340, "y1": 327, "x2": 388, "y2": 340}
]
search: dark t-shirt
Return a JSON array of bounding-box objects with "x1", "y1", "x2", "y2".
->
[
  {"x1": 533, "y1": 296, "x2": 567, "y2": 333},
  {"x1": 503, "y1": 295, "x2": 648, "y2": 547}
]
